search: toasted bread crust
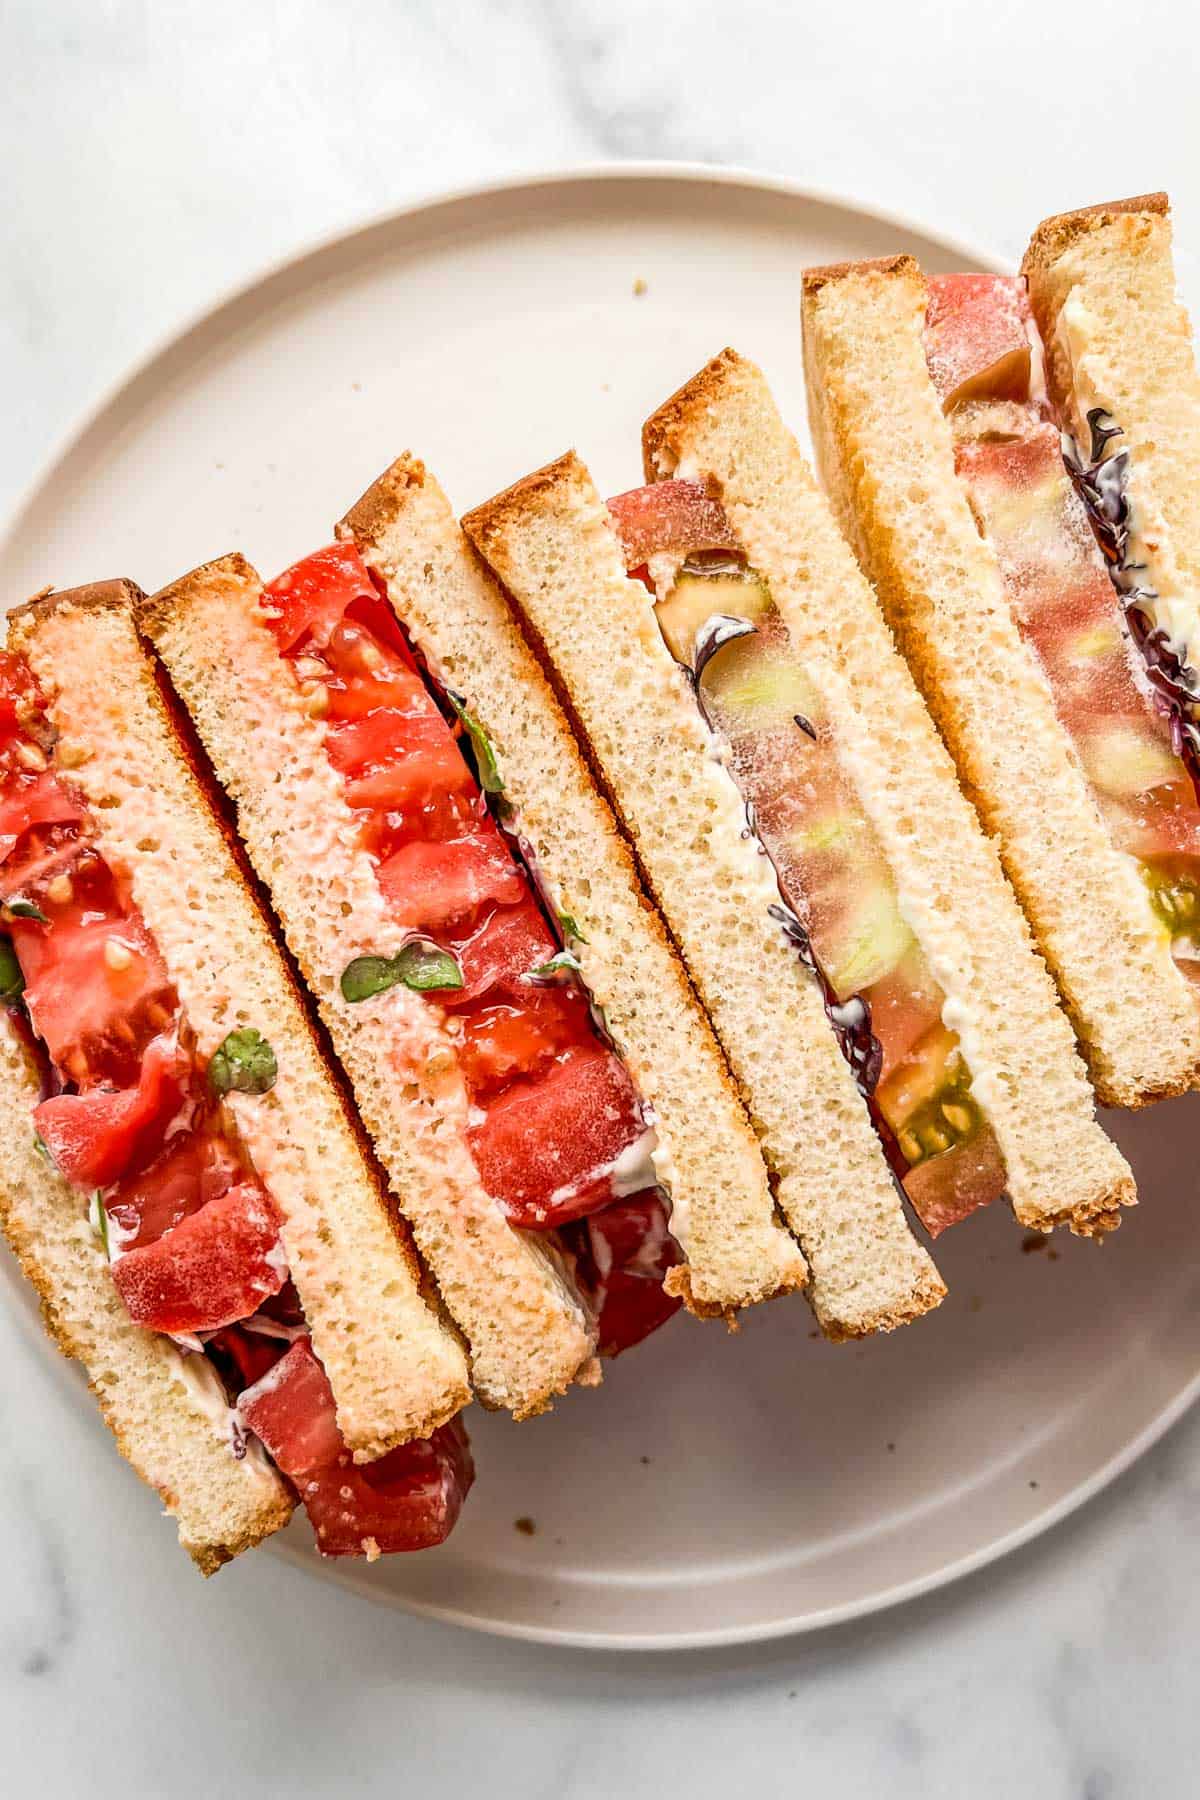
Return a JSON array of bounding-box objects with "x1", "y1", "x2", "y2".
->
[
  {"x1": 801, "y1": 253, "x2": 918, "y2": 294},
  {"x1": 465, "y1": 455, "x2": 949, "y2": 1338},
  {"x1": 801, "y1": 252, "x2": 1200, "y2": 1110},
  {"x1": 1021, "y1": 193, "x2": 1169, "y2": 279},
  {"x1": 143, "y1": 555, "x2": 597, "y2": 1418},
  {"x1": 340, "y1": 454, "x2": 806, "y2": 1315}
]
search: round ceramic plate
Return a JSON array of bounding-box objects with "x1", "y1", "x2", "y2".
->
[{"x1": 3, "y1": 165, "x2": 1200, "y2": 1650}]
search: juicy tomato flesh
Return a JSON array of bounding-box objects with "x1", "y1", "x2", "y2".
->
[
  {"x1": 927, "y1": 274, "x2": 1200, "y2": 973},
  {"x1": 106, "y1": 1129, "x2": 244, "y2": 1252},
  {"x1": 564, "y1": 1190, "x2": 683, "y2": 1356},
  {"x1": 13, "y1": 853, "x2": 177, "y2": 1088},
  {"x1": 613, "y1": 485, "x2": 1003, "y2": 1236},
  {"x1": 261, "y1": 546, "x2": 672, "y2": 1259},
  {"x1": 34, "y1": 1031, "x2": 191, "y2": 1189},
  {"x1": 925, "y1": 274, "x2": 1032, "y2": 410},
  {"x1": 111, "y1": 1181, "x2": 285, "y2": 1335},
  {"x1": 239, "y1": 1337, "x2": 475, "y2": 1555},
  {"x1": 469, "y1": 1044, "x2": 648, "y2": 1229}
]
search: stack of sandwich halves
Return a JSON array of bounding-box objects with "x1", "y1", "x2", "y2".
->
[{"x1": 3, "y1": 192, "x2": 1195, "y2": 1573}]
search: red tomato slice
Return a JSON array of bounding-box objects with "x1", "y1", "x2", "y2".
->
[
  {"x1": 606, "y1": 480, "x2": 739, "y2": 566},
  {"x1": 301, "y1": 1416, "x2": 474, "y2": 1557},
  {"x1": 449, "y1": 900, "x2": 558, "y2": 1006},
  {"x1": 262, "y1": 543, "x2": 379, "y2": 653},
  {"x1": 111, "y1": 1181, "x2": 285, "y2": 1334},
  {"x1": 34, "y1": 1032, "x2": 190, "y2": 1189},
  {"x1": 239, "y1": 1336, "x2": 475, "y2": 1555},
  {"x1": 0, "y1": 771, "x2": 84, "y2": 863},
  {"x1": 238, "y1": 1337, "x2": 344, "y2": 1474},
  {"x1": 469, "y1": 1044, "x2": 646, "y2": 1227},
  {"x1": 320, "y1": 617, "x2": 430, "y2": 720},
  {"x1": 13, "y1": 876, "x2": 175, "y2": 1086},
  {"x1": 376, "y1": 830, "x2": 526, "y2": 934},
  {"x1": 924, "y1": 274, "x2": 1032, "y2": 409},
  {"x1": 0, "y1": 651, "x2": 45, "y2": 744},
  {"x1": 457, "y1": 987, "x2": 586, "y2": 1098},
  {"x1": 106, "y1": 1128, "x2": 242, "y2": 1252},
  {"x1": 568, "y1": 1190, "x2": 682, "y2": 1356},
  {"x1": 328, "y1": 711, "x2": 475, "y2": 815}
]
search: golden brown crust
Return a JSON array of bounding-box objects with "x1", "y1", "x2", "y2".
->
[
  {"x1": 7, "y1": 578, "x2": 141, "y2": 641},
  {"x1": 641, "y1": 350, "x2": 746, "y2": 475},
  {"x1": 801, "y1": 253, "x2": 919, "y2": 293},
  {"x1": 137, "y1": 552, "x2": 258, "y2": 643},
  {"x1": 463, "y1": 453, "x2": 590, "y2": 551},
  {"x1": 340, "y1": 453, "x2": 429, "y2": 542},
  {"x1": 1021, "y1": 193, "x2": 1170, "y2": 279}
]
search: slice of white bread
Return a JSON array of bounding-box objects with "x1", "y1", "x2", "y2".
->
[
  {"x1": 12, "y1": 585, "x2": 470, "y2": 1459},
  {"x1": 1023, "y1": 195, "x2": 1200, "y2": 682},
  {"x1": 802, "y1": 255, "x2": 1200, "y2": 1108},
  {"x1": 463, "y1": 455, "x2": 947, "y2": 1340},
  {"x1": 338, "y1": 456, "x2": 806, "y2": 1317},
  {"x1": 0, "y1": 1011, "x2": 294, "y2": 1574},
  {"x1": 643, "y1": 349, "x2": 1134, "y2": 1237},
  {"x1": 139, "y1": 560, "x2": 597, "y2": 1419}
]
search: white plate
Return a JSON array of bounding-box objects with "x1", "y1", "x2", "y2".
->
[{"x1": 4, "y1": 164, "x2": 1200, "y2": 1651}]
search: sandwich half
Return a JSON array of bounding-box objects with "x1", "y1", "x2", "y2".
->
[
  {"x1": 338, "y1": 455, "x2": 805, "y2": 1322},
  {"x1": 638, "y1": 347, "x2": 1132, "y2": 1239},
  {"x1": 141, "y1": 489, "x2": 803, "y2": 1415},
  {"x1": 802, "y1": 206, "x2": 1200, "y2": 1107},
  {"x1": 463, "y1": 455, "x2": 951, "y2": 1339},
  {"x1": 0, "y1": 583, "x2": 472, "y2": 1571}
]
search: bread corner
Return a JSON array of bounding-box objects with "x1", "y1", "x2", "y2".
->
[
  {"x1": 1021, "y1": 192, "x2": 1170, "y2": 278},
  {"x1": 337, "y1": 453, "x2": 429, "y2": 550}
]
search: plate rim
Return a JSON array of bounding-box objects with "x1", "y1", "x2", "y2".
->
[{"x1": 4, "y1": 159, "x2": 1194, "y2": 1652}]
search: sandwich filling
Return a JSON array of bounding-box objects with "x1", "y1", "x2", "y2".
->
[
  {"x1": 606, "y1": 483, "x2": 1006, "y2": 1238},
  {"x1": 924, "y1": 275, "x2": 1200, "y2": 972},
  {"x1": 0, "y1": 649, "x2": 472, "y2": 1557},
  {"x1": 259, "y1": 544, "x2": 682, "y2": 1357}
]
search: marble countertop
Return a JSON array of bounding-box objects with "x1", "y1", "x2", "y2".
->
[{"x1": 3, "y1": 2, "x2": 1199, "y2": 1794}]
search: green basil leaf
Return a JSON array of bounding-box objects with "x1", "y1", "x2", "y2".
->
[
  {"x1": 446, "y1": 693, "x2": 505, "y2": 795},
  {"x1": 208, "y1": 1027, "x2": 278, "y2": 1096},
  {"x1": 0, "y1": 935, "x2": 24, "y2": 1004},
  {"x1": 5, "y1": 898, "x2": 48, "y2": 922},
  {"x1": 341, "y1": 941, "x2": 464, "y2": 1002},
  {"x1": 525, "y1": 949, "x2": 583, "y2": 983},
  {"x1": 556, "y1": 909, "x2": 588, "y2": 945},
  {"x1": 32, "y1": 1131, "x2": 51, "y2": 1164}
]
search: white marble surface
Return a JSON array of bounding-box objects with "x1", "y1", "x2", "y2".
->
[{"x1": 3, "y1": 1, "x2": 1200, "y2": 1793}]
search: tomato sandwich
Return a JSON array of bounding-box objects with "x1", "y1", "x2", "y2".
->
[
  {"x1": 802, "y1": 194, "x2": 1200, "y2": 1108},
  {"x1": 139, "y1": 470, "x2": 805, "y2": 1419},
  {"x1": 0, "y1": 583, "x2": 473, "y2": 1572},
  {"x1": 461, "y1": 364, "x2": 1133, "y2": 1335}
]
